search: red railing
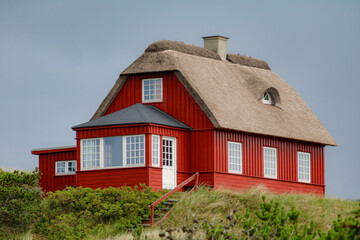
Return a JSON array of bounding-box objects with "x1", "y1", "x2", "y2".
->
[{"x1": 148, "y1": 172, "x2": 199, "y2": 227}]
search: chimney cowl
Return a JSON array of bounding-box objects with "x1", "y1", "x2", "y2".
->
[{"x1": 202, "y1": 35, "x2": 229, "y2": 60}]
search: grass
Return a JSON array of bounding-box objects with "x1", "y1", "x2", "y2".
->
[
  {"x1": 110, "y1": 186, "x2": 358, "y2": 239},
  {"x1": 11, "y1": 186, "x2": 359, "y2": 239}
]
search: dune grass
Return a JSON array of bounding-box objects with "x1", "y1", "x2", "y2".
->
[{"x1": 109, "y1": 186, "x2": 358, "y2": 239}]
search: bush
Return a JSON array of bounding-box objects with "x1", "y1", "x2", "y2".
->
[
  {"x1": 0, "y1": 168, "x2": 42, "y2": 237},
  {"x1": 35, "y1": 185, "x2": 161, "y2": 239}
]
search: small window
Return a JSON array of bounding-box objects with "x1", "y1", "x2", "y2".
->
[
  {"x1": 262, "y1": 92, "x2": 273, "y2": 105},
  {"x1": 152, "y1": 135, "x2": 160, "y2": 167},
  {"x1": 264, "y1": 147, "x2": 277, "y2": 178},
  {"x1": 298, "y1": 152, "x2": 311, "y2": 183},
  {"x1": 125, "y1": 135, "x2": 145, "y2": 166},
  {"x1": 142, "y1": 78, "x2": 163, "y2": 103},
  {"x1": 228, "y1": 141, "x2": 242, "y2": 174},
  {"x1": 82, "y1": 139, "x2": 101, "y2": 168},
  {"x1": 56, "y1": 161, "x2": 76, "y2": 175}
]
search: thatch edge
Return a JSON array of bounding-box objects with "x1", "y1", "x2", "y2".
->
[
  {"x1": 91, "y1": 75, "x2": 128, "y2": 120},
  {"x1": 174, "y1": 71, "x2": 219, "y2": 127}
]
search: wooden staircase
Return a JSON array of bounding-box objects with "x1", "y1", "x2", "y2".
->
[{"x1": 139, "y1": 173, "x2": 199, "y2": 228}]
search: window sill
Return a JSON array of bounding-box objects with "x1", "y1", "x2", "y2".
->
[
  {"x1": 80, "y1": 165, "x2": 147, "y2": 172},
  {"x1": 55, "y1": 173, "x2": 76, "y2": 177}
]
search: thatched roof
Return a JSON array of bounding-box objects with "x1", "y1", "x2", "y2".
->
[{"x1": 91, "y1": 41, "x2": 336, "y2": 146}]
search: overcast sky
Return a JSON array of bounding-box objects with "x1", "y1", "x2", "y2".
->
[{"x1": 0, "y1": 1, "x2": 359, "y2": 199}]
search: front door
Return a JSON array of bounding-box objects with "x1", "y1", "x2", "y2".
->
[{"x1": 162, "y1": 137, "x2": 176, "y2": 189}]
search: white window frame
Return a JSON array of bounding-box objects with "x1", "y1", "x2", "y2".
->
[
  {"x1": 262, "y1": 92, "x2": 273, "y2": 105},
  {"x1": 264, "y1": 147, "x2": 277, "y2": 179},
  {"x1": 80, "y1": 138, "x2": 103, "y2": 170},
  {"x1": 123, "y1": 135, "x2": 146, "y2": 167},
  {"x1": 298, "y1": 152, "x2": 311, "y2": 183},
  {"x1": 228, "y1": 141, "x2": 242, "y2": 174},
  {"x1": 80, "y1": 135, "x2": 145, "y2": 170},
  {"x1": 142, "y1": 78, "x2": 163, "y2": 103},
  {"x1": 55, "y1": 160, "x2": 77, "y2": 175},
  {"x1": 152, "y1": 135, "x2": 160, "y2": 167}
]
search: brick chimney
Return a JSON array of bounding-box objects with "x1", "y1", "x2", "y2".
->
[{"x1": 202, "y1": 35, "x2": 229, "y2": 60}]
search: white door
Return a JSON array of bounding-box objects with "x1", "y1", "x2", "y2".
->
[{"x1": 162, "y1": 137, "x2": 177, "y2": 189}]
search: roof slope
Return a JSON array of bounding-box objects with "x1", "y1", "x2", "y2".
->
[
  {"x1": 92, "y1": 41, "x2": 336, "y2": 146},
  {"x1": 74, "y1": 103, "x2": 191, "y2": 130}
]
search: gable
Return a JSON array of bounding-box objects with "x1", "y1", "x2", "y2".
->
[{"x1": 96, "y1": 72, "x2": 213, "y2": 130}]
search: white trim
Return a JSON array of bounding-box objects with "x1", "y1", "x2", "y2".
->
[
  {"x1": 228, "y1": 141, "x2": 242, "y2": 174},
  {"x1": 80, "y1": 138, "x2": 102, "y2": 170},
  {"x1": 123, "y1": 135, "x2": 146, "y2": 167},
  {"x1": 262, "y1": 92, "x2": 273, "y2": 105},
  {"x1": 80, "y1": 135, "x2": 145, "y2": 170},
  {"x1": 264, "y1": 147, "x2": 277, "y2": 179},
  {"x1": 152, "y1": 135, "x2": 160, "y2": 167},
  {"x1": 162, "y1": 136, "x2": 177, "y2": 189},
  {"x1": 55, "y1": 160, "x2": 77, "y2": 175},
  {"x1": 298, "y1": 151, "x2": 311, "y2": 183},
  {"x1": 142, "y1": 78, "x2": 163, "y2": 103}
]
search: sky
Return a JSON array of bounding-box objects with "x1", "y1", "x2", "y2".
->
[{"x1": 0, "y1": 1, "x2": 359, "y2": 199}]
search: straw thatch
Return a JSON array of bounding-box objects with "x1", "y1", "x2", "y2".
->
[
  {"x1": 91, "y1": 41, "x2": 336, "y2": 146},
  {"x1": 227, "y1": 54, "x2": 271, "y2": 70},
  {"x1": 146, "y1": 40, "x2": 221, "y2": 60}
]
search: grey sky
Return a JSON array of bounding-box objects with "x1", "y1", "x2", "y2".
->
[{"x1": 0, "y1": 1, "x2": 359, "y2": 199}]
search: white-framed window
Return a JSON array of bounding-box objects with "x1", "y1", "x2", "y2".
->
[
  {"x1": 125, "y1": 135, "x2": 145, "y2": 166},
  {"x1": 82, "y1": 139, "x2": 101, "y2": 168},
  {"x1": 55, "y1": 160, "x2": 77, "y2": 175},
  {"x1": 264, "y1": 147, "x2": 277, "y2": 178},
  {"x1": 152, "y1": 135, "x2": 160, "y2": 167},
  {"x1": 228, "y1": 141, "x2": 242, "y2": 174},
  {"x1": 298, "y1": 152, "x2": 311, "y2": 183},
  {"x1": 262, "y1": 92, "x2": 273, "y2": 105},
  {"x1": 142, "y1": 78, "x2": 163, "y2": 103},
  {"x1": 80, "y1": 135, "x2": 145, "y2": 170}
]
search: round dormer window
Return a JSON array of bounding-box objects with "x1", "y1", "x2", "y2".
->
[{"x1": 262, "y1": 92, "x2": 273, "y2": 105}]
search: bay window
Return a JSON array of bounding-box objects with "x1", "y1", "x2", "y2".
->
[{"x1": 81, "y1": 135, "x2": 145, "y2": 170}]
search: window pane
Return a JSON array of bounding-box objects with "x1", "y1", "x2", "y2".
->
[
  {"x1": 125, "y1": 136, "x2": 145, "y2": 166},
  {"x1": 104, "y1": 136, "x2": 123, "y2": 167},
  {"x1": 264, "y1": 147, "x2": 277, "y2": 178},
  {"x1": 228, "y1": 142, "x2": 242, "y2": 174}
]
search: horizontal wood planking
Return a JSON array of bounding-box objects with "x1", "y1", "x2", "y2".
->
[
  {"x1": 148, "y1": 167, "x2": 162, "y2": 190},
  {"x1": 104, "y1": 72, "x2": 213, "y2": 130},
  {"x1": 214, "y1": 129, "x2": 325, "y2": 186},
  {"x1": 77, "y1": 167, "x2": 149, "y2": 189},
  {"x1": 37, "y1": 149, "x2": 77, "y2": 192},
  {"x1": 214, "y1": 172, "x2": 324, "y2": 195}
]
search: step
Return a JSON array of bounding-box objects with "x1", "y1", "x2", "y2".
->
[
  {"x1": 137, "y1": 223, "x2": 150, "y2": 228},
  {"x1": 166, "y1": 199, "x2": 179, "y2": 203},
  {"x1": 163, "y1": 202, "x2": 175, "y2": 206},
  {"x1": 142, "y1": 218, "x2": 160, "y2": 223},
  {"x1": 159, "y1": 208, "x2": 172, "y2": 211}
]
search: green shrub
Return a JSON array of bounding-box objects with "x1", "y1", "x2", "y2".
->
[
  {"x1": 35, "y1": 185, "x2": 161, "y2": 239},
  {"x1": 0, "y1": 168, "x2": 42, "y2": 237}
]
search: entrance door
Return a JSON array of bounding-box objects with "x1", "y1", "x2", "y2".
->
[{"x1": 162, "y1": 137, "x2": 176, "y2": 189}]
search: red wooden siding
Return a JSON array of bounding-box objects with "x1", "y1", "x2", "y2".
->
[
  {"x1": 148, "y1": 167, "x2": 162, "y2": 190},
  {"x1": 105, "y1": 72, "x2": 213, "y2": 130},
  {"x1": 75, "y1": 124, "x2": 190, "y2": 189},
  {"x1": 214, "y1": 173, "x2": 324, "y2": 195},
  {"x1": 34, "y1": 148, "x2": 77, "y2": 192},
  {"x1": 76, "y1": 167, "x2": 148, "y2": 189},
  {"x1": 213, "y1": 129, "x2": 325, "y2": 193}
]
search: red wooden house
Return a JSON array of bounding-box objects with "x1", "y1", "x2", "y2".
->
[{"x1": 32, "y1": 36, "x2": 336, "y2": 195}]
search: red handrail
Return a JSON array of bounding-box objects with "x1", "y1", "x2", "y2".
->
[{"x1": 149, "y1": 172, "x2": 199, "y2": 227}]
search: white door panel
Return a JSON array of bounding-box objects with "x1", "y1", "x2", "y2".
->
[{"x1": 162, "y1": 137, "x2": 176, "y2": 189}]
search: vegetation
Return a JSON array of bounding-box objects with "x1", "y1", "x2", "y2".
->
[
  {"x1": 0, "y1": 168, "x2": 42, "y2": 239},
  {"x1": 113, "y1": 187, "x2": 360, "y2": 240},
  {"x1": 0, "y1": 169, "x2": 359, "y2": 239}
]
